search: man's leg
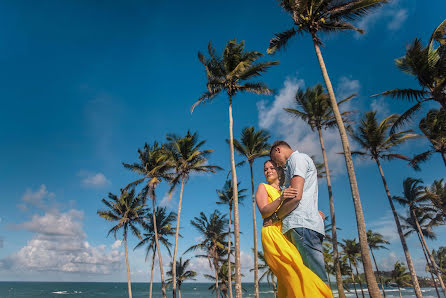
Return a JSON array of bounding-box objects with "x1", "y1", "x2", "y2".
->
[{"x1": 285, "y1": 227, "x2": 329, "y2": 283}]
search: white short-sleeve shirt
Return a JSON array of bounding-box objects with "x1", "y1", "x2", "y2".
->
[{"x1": 282, "y1": 150, "x2": 325, "y2": 235}]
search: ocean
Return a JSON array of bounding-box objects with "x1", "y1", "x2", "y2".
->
[{"x1": 0, "y1": 282, "x2": 440, "y2": 297}]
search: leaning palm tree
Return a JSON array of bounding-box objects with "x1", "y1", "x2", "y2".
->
[
  {"x1": 192, "y1": 39, "x2": 278, "y2": 298},
  {"x1": 123, "y1": 142, "x2": 173, "y2": 298},
  {"x1": 284, "y1": 83, "x2": 355, "y2": 296},
  {"x1": 374, "y1": 19, "x2": 446, "y2": 129},
  {"x1": 393, "y1": 177, "x2": 446, "y2": 295},
  {"x1": 267, "y1": 2, "x2": 388, "y2": 295},
  {"x1": 216, "y1": 179, "x2": 247, "y2": 298},
  {"x1": 232, "y1": 126, "x2": 270, "y2": 297},
  {"x1": 167, "y1": 257, "x2": 197, "y2": 298},
  {"x1": 432, "y1": 247, "x2": 446, "y2": 279},
  {"x1": 341, "y1": 239, "x2": 365, "y2": 298},
  {"x1": 367, "y1": 230, "x2": 389, "y2": 297},
  {"x1": 97, "y1": 189, "x2": 145, "y2": 298},
  {"x1": 187, "y1": 210, "x2": 228, "y2": 298},
  {"x1": 134, "y1": 207, "x2": 177, "y2": 298},
  {"x1": 166, "y1": 131, "x2": 221, "y2": 297},
  {"x1": 410, "y1": 109, "x2": 446, "y2": 169},
  {"x1": 349, "y1": 111, "x2": 422, "y2": 295},
  {"x1": 254, "y1": 251, "x2": 278, "y2": 298},
  {"x1": 424, "y1": 179, "x2": 446, "y2": 219},
  {"x1": 400, "y1": 208, "x2": 442, "y2": 298},
  {"x1": 391, "y1": 261, "x2": 411, "y2": 298}
]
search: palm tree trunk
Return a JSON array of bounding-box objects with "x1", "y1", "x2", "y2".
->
[
  {"x1": 124, "y1": 234, "x2": 133, "y2": 298},
  {"x1": 214, "y1": 260, "x2": 220, "y2": 298},
  {"x1": 249, "y1": 161, "x2": 260, "y2": 298},
  {"x1": 412, "y1": 209, "x2": 446, "y2": 295},
  {"x1": 272, "y1": 275, "x2": 277, "y2": 298},
  {"x1": 374, "y1": 159, "x2": 422, "y2": 298},
  {"x1": 442, "y1": 152, "x2": 446, "y2": 166},
  {"x1": 416, "y1": 230, "x2": 441, "y2": 298},
  {"x1": 312, "y1": 39, "x2": 381, "y2": 298},
  {"x1": 327, "y1": 269, "x2": 332, "y2": 290},
  {"x1": 398, "y1": 286, "x2": 402, "y2": 298},
  {"x1": 151, "y1": 191, "x2": 167, "y2": 298},
  {"x1": 350, "y1": 262, "x2": 359, "y2": 298},
  {"x1": 370, "y1": 248, "x2": 386, "y2": 298},
  {"x1": 317, "y1": 126, "x2": 345, "y2": 298},
  {"x1": 172, "y1": 178, "x2": 186, "y2": 298},
  {"x1": 354, "y1": 264, "x2": 365, "y2": 298},
  {"x1": 227, "y1": 206, "x2": 233, "y2": 298},
  {"x1": 228, "y1": 96, "x2": 242, "y2": 298},
  {"x1": 150, "y1": 251, "x2": 155, "y2": 298},
  {"x1": 178, "y1": 286, "x2": 181, "y2": 298}
]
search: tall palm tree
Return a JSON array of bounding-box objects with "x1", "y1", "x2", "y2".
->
[
  {"x1": 97, "y1": 189, "x2": 145, "y2": 298},
  {"x1": 400, "y1": 208, "x2": 442, "y2": 298},
  {"x1": 123, "y1": 142, "x2": 173, "y2": 298},
  {"x1": 232, "y1": 126, "x2": 270, "y2": 298},
  {"x1": 216, "y1": 179, "x2": 247, "y2": 298},
  {"x1": 192, "y1": 39, "x2": 278, "y2": 298},
  {"x1": 167, "y1": 257, "x2": 197, "y2": 298},
  {"x1": 391, "y1": 261, "x2": 411, "y2": 298},
  {"x1": 254, "y1": 251, "x2": 278, "y2": 298},
  {"x1": 205, "y1": 262, "x2": 240, "y2": 298},
  {"x1": 410, "y1": 109, "x2": 446, "y2": 169},
  {"x1": 267, "y1": 2, "x2": 387, "y2": 296},
  {"x1": 349, "y1": 111, "x2": 422, "y2": 295},
  {"x1": 284, "y1": 83, "x2": 355, "y2": 297},
  {"x1": 166, "y1": 131, "x2": 221, "y2": 297},
  {"x1": 188, "y1": 210, "x2": 228, "y2": 298},
  {"x1": 424, "y1": 179, "x2": 446, "y2": 219},
  {"x1": 393, "y1": 177, "x2": 446, "y2": 295},
  {"x1": 341, "y1": 239, "x2": 365, "y2": 298},
  {"x1": 367, "y1": 230, "x2": 389, "y2": 297},
  {"x1": 374, "y1": 19, "x2": 446, "y2": 129},
  {"x1": 134, "y1": 207, "x2": 177, "y2": 298}
]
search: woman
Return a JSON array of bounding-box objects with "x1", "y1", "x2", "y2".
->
[{"x1": 256, "y1": 160, "x2": 332, "y2": 298}]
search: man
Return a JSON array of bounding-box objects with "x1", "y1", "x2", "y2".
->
[{"x1": 269, "y1": 140, "x2": 328, "y2": 284}]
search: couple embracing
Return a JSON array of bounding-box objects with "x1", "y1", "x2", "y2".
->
[{"x1": 255, "y1": 140, "x2": 333, "y2": 298}]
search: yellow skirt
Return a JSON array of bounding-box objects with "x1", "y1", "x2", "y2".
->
[{"x1": 261, "y1": 222, "x2": 333, "y2": 298}]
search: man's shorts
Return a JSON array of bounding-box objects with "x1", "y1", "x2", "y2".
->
[{"x1": 285, "y1": 227, "x2": 329, "y2": 283}]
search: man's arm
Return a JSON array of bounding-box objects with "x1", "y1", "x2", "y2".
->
[{"x1": 276, "y1": 175, "x2": 304, "y2": 219}]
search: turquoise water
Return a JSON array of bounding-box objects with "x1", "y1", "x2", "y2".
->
[{"x1": 0, "y1": 282, "x2": 440, "y2": 297}]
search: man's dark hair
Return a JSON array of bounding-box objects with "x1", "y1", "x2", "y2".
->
[{"x1": 269, "y1": 140, "x2": 291, "y2": 156}]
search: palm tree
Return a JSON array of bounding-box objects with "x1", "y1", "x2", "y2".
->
[
  {"x1": 205, "y1": 262, "x2": 240, "y2": 298},
  {"x1": 188, "y1": 210, "x2": 228, "y2": 298},
  {"x1": 323, "y1": 242, "x2": 335, "y2": 290},
  {"x1": 97, "y1": 189, "x2": 145, "y2": 298},
  {"x1": 134, "y1": 207, "x2": 177, "y2": 298},
  {"x1": 400, "y1": 208, "x2": 442, "y2": 298},
  {"x1": 391, "y1": 261, "x2": 411, "y2": 298},
  {"x1": 123, "y1": 142, "x2": 173, "y2": 298},
  {"x1": 167, "y1": 257, "x2": 197, "y2": 298},
  {"x1": 216, "y1": 179, "x2": 247, "y2": 298},
  {"x1": 232, "y1": 126, "x2": 270, "y2": 297},
  {"x1": 349, "y1": 111, "x2": 422, "y2": 295},
  {"x1": 192, "y1": 39, "x2": 278, "y2": 298},
  {"x1": 341, "y1": 239, "x2": 365, "y2": 298},
  {"x1": 374, "y1": 20, "x2": 446, "y2": 129},
  {"x1": 254, "y1": 251, "x2": 278, "y2": 298},
  {"x1": 367, "y1": 230, "x2": 389, "y2": 297},
  {"x1": 424, "y1": 179, "x2": 446, "y2": 219},
  {"x1": 432, "y1": 247, "x2": 446, "y2": 279},
  {"x1": 284, "y1": 83, "x2": 355, "y2": 297},
  {"x1": 410, "y1": 109, "x2": 446, "y2": 169},
  {"x1": 166, "y1": 131, "x2": 221, "y2": 297},
  {"x1": 393, "y1": 177, "x2": 446, "y2": 295},
  {"x1": 267, "y1": 2, "x2": 388, "y2": 295}
]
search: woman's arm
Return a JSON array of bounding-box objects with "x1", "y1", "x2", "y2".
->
[{"x1": 256, "y1": 184, "x2": 282, "y2": 218}]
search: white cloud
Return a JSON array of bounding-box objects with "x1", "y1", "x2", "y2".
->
[
  {"x1": 387, "y1": 9, "x2": 408, "y2": 31},
  {"x1": 159, "y1": 192, "x2": 177, "y2": 210},
  {"x1": 0, "y1": 209, "x2": 123, "y2": 275},
  {"x1": 370, "y1": 97, "x2": 390, "y2": 119},
  {"x1": 368, "y1": 210, "x2": 400, "y2": 242},
  {"x1": 78, "y1": 171, "x2": 111, "y2": 188},
  {"x1": 111, "y1": 240, "x2": 122, "y2": 250},
  {"x1": 20, "y1": 185, "x2": 55, "y2": 209}
]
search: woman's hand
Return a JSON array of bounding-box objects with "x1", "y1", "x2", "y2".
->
[{"x1": 282, "y1": 187, "x2": 299, "y2": 200}]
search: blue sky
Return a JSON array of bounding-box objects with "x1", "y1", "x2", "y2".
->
[{"x1": 0, "y1": 0, "x2": 445, "y2": 283}]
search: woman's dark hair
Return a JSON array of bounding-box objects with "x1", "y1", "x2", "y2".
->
[{"x1": 264, "y1": 159, "x2": 285, "y2": 187}]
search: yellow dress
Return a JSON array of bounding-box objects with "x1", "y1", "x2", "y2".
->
[{"x1": 261, "y1": 183, "x2": 333, "y2": 298}]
